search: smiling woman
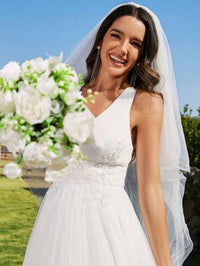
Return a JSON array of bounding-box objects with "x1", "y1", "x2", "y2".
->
[
  {"x1": 100, "y1": 16, "x2": 145, "y2": 75},
  {"x1": 84, "y1": 8, "x2": 160, "y2": 93},
  {"x1": 81, "y1": 9, "x2": 161, "y2": 121},
  {"x1": 22, "y1": 2, "x2": 193, "y2": 266}
]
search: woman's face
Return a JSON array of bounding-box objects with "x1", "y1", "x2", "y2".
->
[{"x1": 99, "y1": 15, "x2": 146, "y2": 79}]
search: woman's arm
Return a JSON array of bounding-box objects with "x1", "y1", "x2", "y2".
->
[{"x1": 134, "y1": 92, "x2": 171, "y2": 266}]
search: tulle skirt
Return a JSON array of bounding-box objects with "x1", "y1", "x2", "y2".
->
[{"x1": 23, "y1": 180, "x2": 156, "y2": 266}]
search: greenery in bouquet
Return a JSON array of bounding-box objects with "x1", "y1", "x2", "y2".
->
[{"x1": 0, "y1": 52, "x2": 97, "y2": 180}]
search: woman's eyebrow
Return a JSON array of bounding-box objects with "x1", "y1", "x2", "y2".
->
[{"x1": 110, "y1": 28, "x2": 143, "y2": 44}]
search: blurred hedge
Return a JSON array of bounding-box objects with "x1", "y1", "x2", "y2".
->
[
  {"x1": 181, "y1": 104, "x2": 200, "y2": 169},
  {"x1": 181, "y1": 104, "x2": 200, "y2": 257}
]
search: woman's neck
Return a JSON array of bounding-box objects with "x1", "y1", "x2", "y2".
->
[{"x1": 89, "y1": 68, "x2": 129, "y2": 92}]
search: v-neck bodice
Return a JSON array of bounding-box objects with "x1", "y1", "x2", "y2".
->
[
  {"x1": 48, "y1": 86, "x2": 137, "y2": 187},
  {"x1": 83, "y1": 86, "x2": 131, "y2": 120}
]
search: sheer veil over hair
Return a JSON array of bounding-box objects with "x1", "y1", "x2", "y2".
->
[{"x1": 66, "y1": 2, "x2": 193, "y2": 265}]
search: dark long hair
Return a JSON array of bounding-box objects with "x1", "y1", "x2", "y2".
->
[{"x1": 84, "y1": 4, "x2": 161, "y2": 94}]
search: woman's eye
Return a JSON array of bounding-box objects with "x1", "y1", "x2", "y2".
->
[
  {"x1": 131, "y1": 42, "x2": 141, "y2": 48},
  {"x1": 110, "y1": 33, "x2": 142, "y2": 48},
  {"x1": 110, "y1": 33, "x2": 120, "y2": 39}
]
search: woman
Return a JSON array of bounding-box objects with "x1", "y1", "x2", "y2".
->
[{"x1": 23, "y1": 2, "x2": 193, "y2": 266}]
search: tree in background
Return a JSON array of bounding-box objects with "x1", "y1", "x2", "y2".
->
[{"x1": 181, "y1": 104, "x2": 200, "y2": 168}]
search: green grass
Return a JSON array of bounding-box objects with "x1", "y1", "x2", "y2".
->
[{"x1": 0, "y1": 176, "x2": 39, "y2": 266}]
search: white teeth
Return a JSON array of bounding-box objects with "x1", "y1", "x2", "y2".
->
[{"x1": 110, "y1": 54, "x2": 126, "y2": 64}]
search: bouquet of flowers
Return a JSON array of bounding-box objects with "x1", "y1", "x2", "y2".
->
[{"x1": 0, "y1": 52, "x2": 96, "y2": 181}]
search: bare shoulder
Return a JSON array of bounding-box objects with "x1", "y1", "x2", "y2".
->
[
  {"x1": 133, "y1": 90, "x2": 163, "y2": 114},
  {"x1": 130, "y1": 90, "x2": 164, "y2": 129}
]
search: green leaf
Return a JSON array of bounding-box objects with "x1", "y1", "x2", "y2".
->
[{"x1": 48, "y1": 145, "x2": 59, "y2": 156}]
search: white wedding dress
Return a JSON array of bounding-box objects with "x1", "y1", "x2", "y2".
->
[{"x1": 22, "y1": 86, "x2": 156, "y2": 266}]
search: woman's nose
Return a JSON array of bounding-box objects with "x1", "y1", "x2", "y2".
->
[{"x1": 119, "y1": 40, "x2": 129, "y2": 54}]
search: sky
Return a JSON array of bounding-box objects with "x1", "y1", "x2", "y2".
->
[{"x1": 0, "y1": 0, "x2": 199, "y2": 116}]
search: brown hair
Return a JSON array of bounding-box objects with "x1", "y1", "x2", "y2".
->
[{"x1": 84, "y1": 4, "x2": 162, "y2": 97}]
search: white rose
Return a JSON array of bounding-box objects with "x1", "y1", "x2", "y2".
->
[
  {"x1": 30, "y1": 57, "x2": 49, "y2": 73},
  {"x1": 36, "y1": 77, "x2": 59, "y2": 98},
  {"x1": 50, "y1": 100, "x2": 62, "y2": 114},
  {"x1": 18, "y1": 80, "x2": 30, "y2": 91},
  {"x1": 21, "y1": 61, "x2": 31, "y2": 78},
  {"x1": 53, "y1": 63, "x2": 66, "y2": 72},
  {"x1": 0, "y1": 90, "x2": 16, "y2": 115},
  {"x1": 0, "y1": 61, "x2": 21, "y2": 87},
  {"x1": 67, "y1": 68, "x2": 79, "y2": 83},
  {"x1": 23, "y1": 142, "x2": 55, "y2": 168},
  {"x1": 63, "y1": 111, "x2": 94, "y2": 144},
  {"x1": 21, "y1": 57, "x2": 49, "y2": 78},
  {"x1": 47, "y1": 52, "x2": 63, "y2": 72},
  {"x1": 3, "y1": 162, "x2": 22, "y2": 179},
  {"x1": 15, "y1": 88, "x2": 51, "y2": 125},
  {"x1": 53, "y1": 62, "x2": 67, "y2": 72},
  {"x1": 0, "y1": 128, "x2": 26, "y2": 155},
  {"x1": 60, "y1": 90, "x2": 82, "y2": 105}
]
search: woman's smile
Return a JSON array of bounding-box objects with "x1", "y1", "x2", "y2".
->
[{"x1": 108, "y1": 53, "x2": 128, "y2": 67}]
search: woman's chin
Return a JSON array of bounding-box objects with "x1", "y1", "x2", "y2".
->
[{"x1": 108, "y1": 68, "x2": 130, "y2": 79}]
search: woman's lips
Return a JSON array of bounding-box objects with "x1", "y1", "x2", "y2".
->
[{"x1": 108, "y1": 54, "x2": 127, "y2": 67}]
